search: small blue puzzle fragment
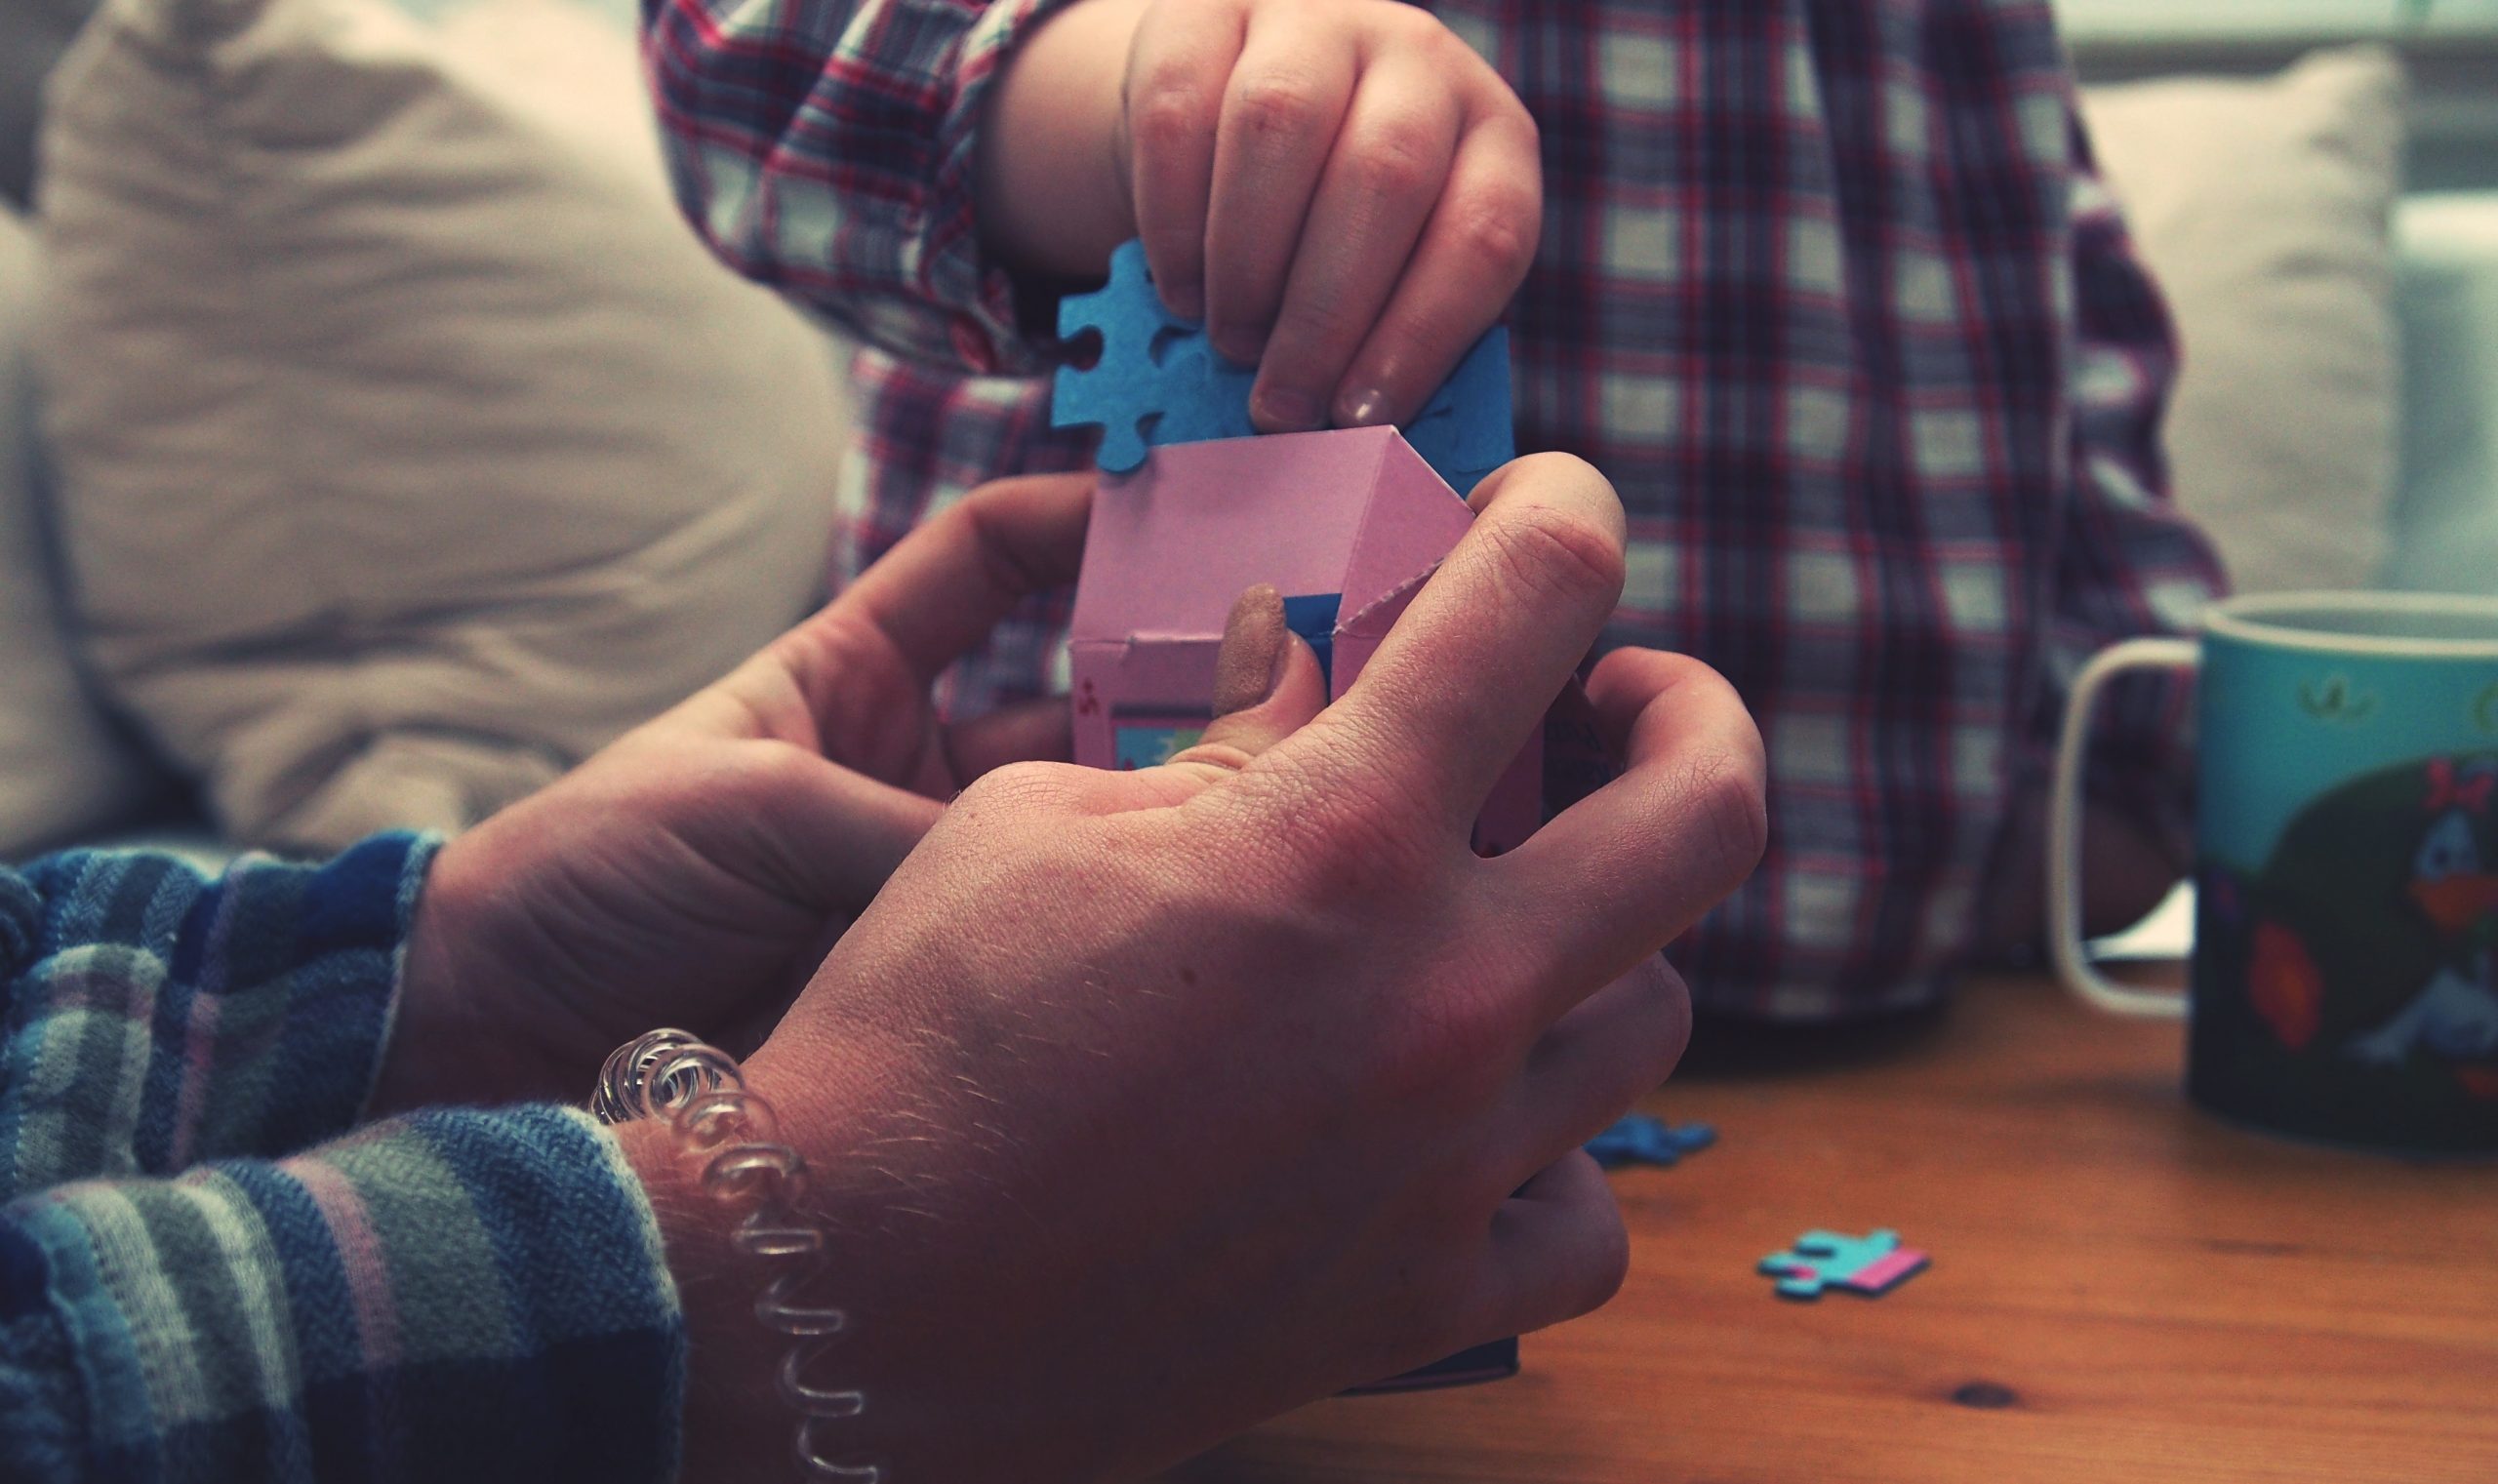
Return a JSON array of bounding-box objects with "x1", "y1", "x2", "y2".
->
[
  {"x1": 1584, "y1": 1114, "x2": 1715, "y2": 1169},
  {"x1": 1757, "y1": 1228, "x2": 1930, "y2": 1301},
  {"x1": 1280, "y1": 593, "x2": 1341, "y2": 686},
  {"x1": 1053, "y1": 239, "x2": 1513, "y2": 492}
]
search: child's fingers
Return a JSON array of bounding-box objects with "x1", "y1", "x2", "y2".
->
[
  {"x1": 1125, "y1": 0, "x2": 1246, "y2": 321},
  {"x1": 1247, "y1": 51, "x2": 1460, "y2": 434},
  {"x1": 1329, "y1": 103, "x2": 1540, "y2": 430},
  {"x1": 1203, "y1": 1, "x2": 1358, "y2": 377}
]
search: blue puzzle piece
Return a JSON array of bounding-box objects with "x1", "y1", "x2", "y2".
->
[
  {"x1": 1401, "y1": 327, "x2": 1513, "y2": 494},
  {"x1": 1053, "y1": 242, "x2": 1243, "y2": 471},
  {"x1": 1280, "y1": 592, "x2": 1341, "y2": 687},
  {"x1": 1756, "y1": 1228, "x2": 1929, "y2": 1301},
  {"x1": 1584, "y1": 1113, "x2": 1715, "y2": 1169},
  {"x1": 1054, "y1": 240, "x2": 1513, "y2": 492}
]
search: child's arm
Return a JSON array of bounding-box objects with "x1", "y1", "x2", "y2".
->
[
  {"x1": 646, "y1": 0, "x2": 1080, "y2": 377},
  {"x1": 646, "y1": 0, "x2": 1540, "y2": 431},
  {"x1": 976, "y1": 0, "x2": 1540, "y2": 434}
]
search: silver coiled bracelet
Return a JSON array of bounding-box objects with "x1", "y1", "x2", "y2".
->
[{"x1": 593, "y1": 1028, "x2": 880, "y2": 1481}]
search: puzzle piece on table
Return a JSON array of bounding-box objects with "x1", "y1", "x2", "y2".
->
[
  {"x1": 1053, "y1": 239, "x2": 1513, "y2": 491},
  {"x1": 1584, "y1": 1113, "x2": 1715, "y2": 1169},
  {"x1": 1757, "y1": 1229, "x2": 1929, "y2": 1301}
]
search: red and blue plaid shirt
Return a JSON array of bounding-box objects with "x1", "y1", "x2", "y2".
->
[{"x1": 645, "y1": 0, "x2": 2227, "y2": 1020}]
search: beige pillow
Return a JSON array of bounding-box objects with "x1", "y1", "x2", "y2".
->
[
  {"x1": 36, "y1": 0, "x2": 843, "y2": 850},
  {"x1": 0, "y1": 203, "x2": 164, "y2": 857},
  {"x1": 2080, "y1": 48, "x2": 2406, "y2": 596}
]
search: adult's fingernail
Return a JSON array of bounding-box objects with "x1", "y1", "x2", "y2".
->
[
  {"x1": 1338, "y1": 387, "x2": 1390, "y2": 427},
  {"x1": 1253, "y1": 385, "x2": 1322, "y2": 432},
  {"x1": 1211, "y1": 583, "x2": 1288, "y2": 717}
]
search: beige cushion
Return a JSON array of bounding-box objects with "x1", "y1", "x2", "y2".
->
[
  {"x1": 2081, "y1": 48, "x2": 2406, "y2": 596},
  {"x1": 0, "y1": 203, "x2": 164, "y2": 857},
  {"x1": 36, "y1": 0, "x2": 843, "y2": 850}
]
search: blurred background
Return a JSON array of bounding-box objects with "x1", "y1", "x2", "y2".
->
[{"x1": 2060, "y1": 0, "x2": 2498, "y2": 187}]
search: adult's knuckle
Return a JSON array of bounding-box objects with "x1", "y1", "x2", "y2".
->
[
  {"x1": 1681, "y1": 745, "x2": 1771, "y2": 887},
  {"x1": 1355, "y1": 928, "x2": 1523, "y2": 1107},
  {"x1": 713, "y1": 739, "x2": 820, "y2": 805},
  {"x1": 1479, "y1": 502, "x2": 1625, "y2": 614},
  {"x1": 1373, "y1": 977, "x2": 1514, "y2": 1106},
  {"x1": 1261, "y1": 783, "x2": 1431, "y2": 908},
  {"x1": 1623, "y1": 955, "x2": 1694, "y2": 1080},
  {"x1": 952, "y1": 758, "x2": 1076, "y2": 817},
  {"x1": 1567, "y1": 1205, "x2": 1632, "y2": 1317},
  {"x1": 946, "y1": 490, "x2": 1056, "y2": 601}
]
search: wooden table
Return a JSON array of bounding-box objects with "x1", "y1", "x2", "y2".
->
[{"x1": 1159, "y1": 973, "x2": 2498, "y2": 1483}]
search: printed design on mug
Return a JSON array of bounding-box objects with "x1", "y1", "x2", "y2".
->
[
  {"x1": 2342, "y1": 757, "x2": 2498, "y2": 1082},
  {"x1": 2295, "y1": 674, "x2": 2377, "y2": 725},
  {"x1": 2246, "y1": 922, "x2": 2321, "y2": 1052},
  {"x1": 2204, "y1": 752, "x2": 2498, "y2": 1103},
  {"x1": 2475, "y1": 680, "x2": 2498, "y2": 736}
]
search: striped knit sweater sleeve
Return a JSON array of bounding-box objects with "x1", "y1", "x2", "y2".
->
[{"x1": 0, "y1": 834, "x2": 686, "y2": 1482}]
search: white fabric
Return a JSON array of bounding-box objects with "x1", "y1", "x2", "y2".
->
[
  {"x1": 0, "y1": 204, "x2": 164, "y2": 858},
  {"x1": 2081, "y1": 48, "x2": 2407, "y2": 596},
  {"x1": 36, "y1": 0, "x2": 844, "y2": 849}
]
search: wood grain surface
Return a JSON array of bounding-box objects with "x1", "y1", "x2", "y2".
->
[{"x1": 1157, "y1": 974, "x2": 2498, "y2": 1483}]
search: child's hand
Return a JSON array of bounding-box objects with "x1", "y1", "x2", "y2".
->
[{"x1": 982, "y1": 0, "x2": 1540, "y2": 434}]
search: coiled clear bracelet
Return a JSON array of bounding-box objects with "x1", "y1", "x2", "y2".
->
[{"x1": 593, "y1": 1028, "x2": 881, "y2": 1482}]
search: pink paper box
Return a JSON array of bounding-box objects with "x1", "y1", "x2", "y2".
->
[{"x1": 1069, "y1": 425, "x2": 1544, "y2": 857}]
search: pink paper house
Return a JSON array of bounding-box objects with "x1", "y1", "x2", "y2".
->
[{"x1": 1070, "y1": 425, "x2": 1544, "y2": 856}]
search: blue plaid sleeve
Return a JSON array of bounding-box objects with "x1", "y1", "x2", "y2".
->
[
  {"x1": 646, "y1": 0, "x2": 1079, "y2": 374},
  {"x1": 0, "y1": 1105, "x2": 684, "y2": 1484},
  {"x1": 0, "y1": 835, "x2": 438, "y2": 1196}
]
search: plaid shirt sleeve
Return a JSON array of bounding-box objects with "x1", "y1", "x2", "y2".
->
[
  {"x1": 2043, "y1": 115, "x2": 2230, "y2": 863},
  {"x1": 0, "y1": 842, "x2": 684, "y2": 1482},
  {"x1": 644, "y1": 0, "x2": 1076, "y2": 375}
]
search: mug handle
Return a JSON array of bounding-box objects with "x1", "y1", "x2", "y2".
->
[{"x1": 2047, "y1": 636, "x2": 2199, "y2": 1018}]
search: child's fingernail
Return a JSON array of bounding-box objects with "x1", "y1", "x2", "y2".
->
[
  {"x1": 1338, "y1": 388, "x2": 1390, "y2": 427},
  {"x1": 1164, "y1": 282, "x2": 1204, "y2": 321},
  {"x1": 1254, "y1": 385, "x2": 1321, "y2": 431},
  {"x1": 1211, "y1": 583, "x2": 1288, "y2": 717}
]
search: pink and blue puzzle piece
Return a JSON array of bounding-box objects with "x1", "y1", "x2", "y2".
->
[
  {"x1": 1758, "y1": 1229, "x2": 1929, "y2": 1301},
  {"x1": 1053, "y1": 239, "x2": 1513, "y2": 492}
]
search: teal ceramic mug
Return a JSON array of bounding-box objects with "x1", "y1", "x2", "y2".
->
[{"x1": 2049, "y1": 592, "x2": 2498, "y2": 1155}]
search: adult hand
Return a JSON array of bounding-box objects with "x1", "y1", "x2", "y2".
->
[
  {"x1": 979, "y1": 0, "x2": 1540, "y2": 433},
  {"x1": 368, "y1": 473, "x2": 1094, "y2": 1115},
  {"x1": 629, "y1": 453, "x2": 1767, "y2": 1483}
]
